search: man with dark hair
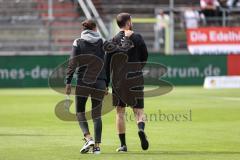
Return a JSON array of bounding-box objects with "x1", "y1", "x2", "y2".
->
[
  {"x1": 116, "y1": 13, "x2": 132, "y2": 28},
  {"x1": 105, "y1": 12, "x2": 149, "y2": 152}
]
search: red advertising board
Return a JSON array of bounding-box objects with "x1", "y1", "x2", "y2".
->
[
  {"x1": 227, "y1": 54, "x2": 240, "y2": 75},
  {"x1": 187, "y1": 27, "x2": 240, "y2": 54}
]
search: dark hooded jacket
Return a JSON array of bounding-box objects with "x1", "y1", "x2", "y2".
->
[{"x1": 65, "y1": 30, "x2": 106, "y2": 84}]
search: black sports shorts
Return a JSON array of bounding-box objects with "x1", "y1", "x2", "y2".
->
[{"x1": 112, "y1": 86, "x2": 144, "y2": 108}]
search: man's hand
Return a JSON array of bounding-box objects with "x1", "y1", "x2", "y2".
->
[
  {"x1": 65, "y1": 84, "x2": 71, "y2": 95},
  {"x1": 105, "y1": 87, "x2": 109, "y2": 95},
  {"x1": 124, "y1": 30, "x2": 134, "y2": 37}
]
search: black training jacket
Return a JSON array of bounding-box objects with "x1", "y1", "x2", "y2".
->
[
  {"x1": 105, "y1": 31, "x2": 148, "y2": 87},
  {"x1": 65, "y1": 39, "x2": 106, "y2": 84}
]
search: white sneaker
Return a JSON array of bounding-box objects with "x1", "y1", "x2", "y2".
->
[{"x1": 80, "y1": 138, "x2": 95, "y2": 154}]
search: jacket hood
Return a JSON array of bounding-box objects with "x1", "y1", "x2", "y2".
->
[{"x1": 81, "y1": 30, "x2": 102, "y2": 43}]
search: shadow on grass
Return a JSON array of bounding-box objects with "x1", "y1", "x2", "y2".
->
[
  {"x1": 100, "y1": 150, "x2": 240, "y2": 155},
  {"x1": 0, "y1": 133, "x2": 68, "y2": 137}
]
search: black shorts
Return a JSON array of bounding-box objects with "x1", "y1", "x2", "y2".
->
[{"x1": 112, "y1": 86, "x2": 144, "y2": 108}]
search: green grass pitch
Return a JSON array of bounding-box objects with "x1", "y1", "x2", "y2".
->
[{"x1": 0, "y1": 87, "x2": 240, "y2": 160}]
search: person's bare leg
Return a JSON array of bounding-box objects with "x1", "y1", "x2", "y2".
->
[
  {"x1": 133, "y1": 108, "x2": 145, "y2": 124},
  {"x1": 116, "y1": 106, "x2": 126, "y2": 134},
  {"x1": 116, "y1": 106, "x2": 127, "y2": 152},
  {"x1": 133, "y1": 108, "x2": 149, "y2": 150},
  {"x1": 95, "y1": 143, "x2": 100, "y2": 147},
  {"x1": 84, "y1": 133, "x2": 92, "y2": 140}
]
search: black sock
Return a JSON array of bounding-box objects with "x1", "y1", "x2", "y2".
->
[
  {"x1": 119, "y1": 133, "x2": 126, "y2": 146},
  {"x1": 138, "y1": 122, "x2": 145, "y2": 130}
]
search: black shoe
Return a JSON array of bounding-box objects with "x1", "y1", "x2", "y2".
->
[
  {"x1": 116, "y1": 145, "x2": 127, "y2": 152},
  {"x1": 138, "y1": 129, "x2": 149, "y2": 150},
  {"x1": 93, "y1": 147, "x2": 101, "y2": 154}
]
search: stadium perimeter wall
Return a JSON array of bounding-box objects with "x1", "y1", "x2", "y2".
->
[{"x1": 0, "y1": 54, "x2": 239, "y2": 87}]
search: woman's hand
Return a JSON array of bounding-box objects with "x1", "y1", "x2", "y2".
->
[
  {"x1": 65, "y1": 84, "x2": 71, "y2": 95},
  {"x1": 124, "y1": 30, "x2": 134, "y2": 37},
  {"x1": 105, "y1": 87, "x2": 109, "y2": 95}
]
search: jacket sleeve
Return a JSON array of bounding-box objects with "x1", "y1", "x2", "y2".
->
[
  {"x1": 103, "y1": 38, "x2": 118, "y2": 87},
  {"x1": 65, "y1": 41, "x2": 80, "y2": 84},
  {"x1": 105, "y1": 52, "x2": 112, "y2": 87},
  {"x1": 138, "y1": 35, "x2": 148, "y2": 63},
  {"x1": 130, "y1": 34, "x2": 148, "y2": 63}
]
